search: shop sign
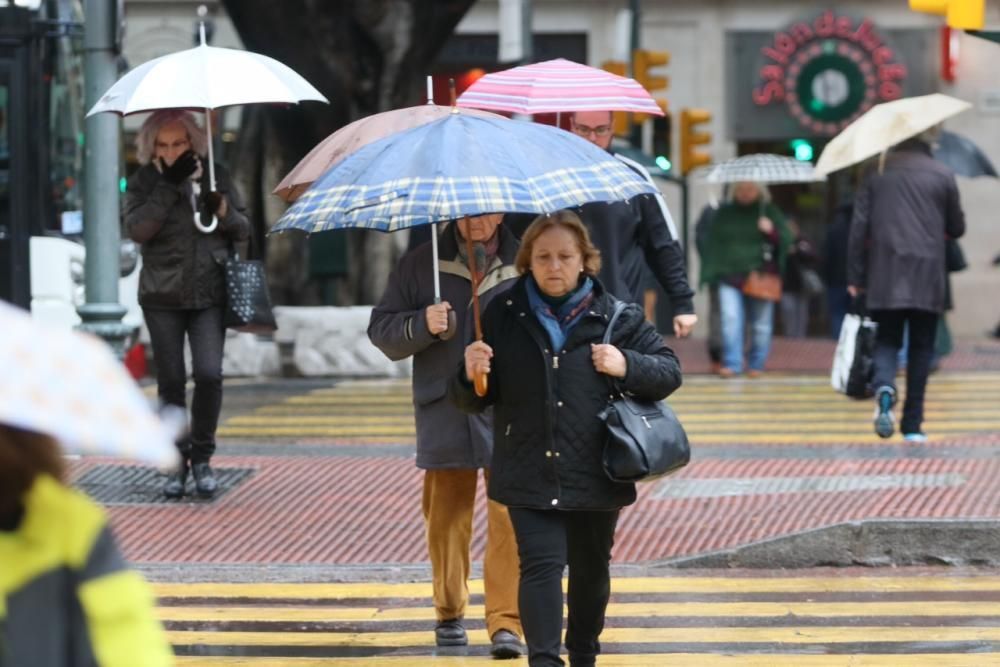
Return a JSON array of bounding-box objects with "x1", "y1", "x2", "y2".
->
[{"x1": 752, "y1": 10, "x2": 907, "y2": 136}]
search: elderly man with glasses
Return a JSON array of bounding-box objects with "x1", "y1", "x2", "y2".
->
[{"x1": 506, "y1": 110, "x2": 697, "y2": 337}]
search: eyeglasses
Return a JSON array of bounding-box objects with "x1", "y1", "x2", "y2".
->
[{"x1": 572, "y1": 124, "x2": 613, "y2": 138}]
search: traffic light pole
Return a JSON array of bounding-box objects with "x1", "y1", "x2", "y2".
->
[{"x1": 80, "y1": 0, "x2": 133, "y2": 356}]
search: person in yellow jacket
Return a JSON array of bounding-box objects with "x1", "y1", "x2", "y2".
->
[{"x1": 0, "y1": 424, "x2": 173, "y2": 667}]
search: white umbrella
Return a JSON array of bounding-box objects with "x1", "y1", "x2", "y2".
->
[
  {"x1": 87, "y1": 24, "x2": 328, "y2": 233},
  {"x1": 690, "y1": 154, "x2": 824, "y2": 185},
  {"x1": 815, "y1": 93, "x2": 972, "y2": 176},
  {"x1": 0, "y1": 302, "x2": 179, "y2": 467}
]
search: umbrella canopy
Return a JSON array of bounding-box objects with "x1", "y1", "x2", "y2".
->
[
  {"x1": 271, "y1": 112, "x2": 659, "y2": 234},
  {"x1": 934, "y1": 130, "x2": 998, "y2": 178},
  {"x1": 86, "y1": 43, "x2": 327, "y2": 116},
  {"x1": 273, "y1": 104, "x2": 507, "y2": 203},
  {"x1": 815, "y1": 93, "x2": 971, "y2": 176},
  {"x1": 690, "y1": 154, "x2": 824, "y2": 185},
  {"x1": 0, "y1": 302, "x2": 179, "y2": 467},
  {"x1": 456, "y1": 58, "x2": 664, "y2": 116}
]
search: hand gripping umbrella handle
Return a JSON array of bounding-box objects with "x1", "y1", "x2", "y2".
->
[{"x1": 465, "y1": 226, "x2": 488, "y2": 397}]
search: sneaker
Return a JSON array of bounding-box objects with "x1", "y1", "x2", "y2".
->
[
  {"x1": 191, "y1": 462, "x2": 218, "y2": 498},
  {"x1": 873, "y1": 387, "x2": 896, "y2": 439},
  {"x1": 718, "y1": 367, "x2": 737, "y2": 378},
  {"x1": 903, "y1": 432, "x2": 928, "y2": 443},
  {"x1": 162, "y1": 461, "x2": 189, "y2": 499},
  {"x1": 746, "y1": 369, "x2": 763, "y2": 379},
  {"x1": 434, "y1": 618, "x2": 467, "y2": 647},
  {"x1": 490, "y1": 629, "x2": 523, "y2": 659}
]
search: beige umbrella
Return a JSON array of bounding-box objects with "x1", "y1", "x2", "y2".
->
[
  {"x1": 273, "y1": 104, "x2": 505, "y2": 202},
  {"x1": 815, "y1": 93, "x2": 972, "y2": 176}
]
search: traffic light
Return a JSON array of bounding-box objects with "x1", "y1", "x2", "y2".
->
[
  {"x1": 790, "y1": 138, "x2": 814, "y2": 162},
  {"x1": 600, "y1": 60, "x2": 631, "y2": 137},
  {"x1": 909, "y1": 0, "x2": 984, "y2": 29},
  {"x1": 680, "y1": 108, "x2": 712, "y2": 175},
  {"x1": 632, "y1": 49, "x2": 670, "y2": 123},
  {"x1": 651, "y1": 101, "x2": 672, "y2": 173}
]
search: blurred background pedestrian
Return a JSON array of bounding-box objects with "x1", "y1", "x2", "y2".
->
[
  {"x1": 780, "y1": 218, "x2": 822, "y2": 338},
  {"x1": 848, "y1": 130, "x2": 966, "y2": 442},
  {"x1": 451, "y1": 210, "x2": 682, "y2": 667},
  {"x1": 700, "y1": 181, "x2": 792, "y2": 377},
  {"x1": 126, "y1": 109, "x2": 250, "y2": 499}
]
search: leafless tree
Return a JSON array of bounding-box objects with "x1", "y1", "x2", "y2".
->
[{"x1": 221, "y1": 0, "x2": 475, "y2": 304}]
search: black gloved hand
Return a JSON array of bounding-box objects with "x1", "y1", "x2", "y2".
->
[
  {"x1": 160, "y1": 150, "x2": 198, "y2": 185},
  {"x1": 202, "y1": 191, "x2": 225, "y2": 216}
]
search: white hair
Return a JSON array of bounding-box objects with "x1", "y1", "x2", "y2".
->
[
  {"x1": 727, "y1": 181, "x2": 771, "y2": 204},
  {"x1": 134, "y1": 110, "x2": 208, "y2": 165}
]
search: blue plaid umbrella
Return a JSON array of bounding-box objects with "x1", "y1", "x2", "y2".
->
[{"x1": 271, "y1": 112, "x2": 658, "y2": 233}]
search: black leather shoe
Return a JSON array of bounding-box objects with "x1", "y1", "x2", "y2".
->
[
  {"x1": 434, "y1": 618, "x2": 467, "y2": 647},
  {"x1": 163, "y1": 461, "x2": 189, "y2": 499},
  {"x1": 490, "y1": 629, "x2": 522, "y2": 658},
  {"x1": 191, "y1": 462, "x2": 218, "y2": 498}
]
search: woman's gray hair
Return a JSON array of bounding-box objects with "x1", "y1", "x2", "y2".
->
[
  {"x1": 727, "y1": 181, "x2": 771, "y2": 203},
  {"x1": 134, "y1": 110, "x2": 207, "y2": 165}
]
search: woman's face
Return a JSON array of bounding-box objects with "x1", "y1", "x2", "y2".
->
[
  {"x1": 733, "y1": 181, "x2": 761, "y2": 206},
  {"x1": 154, "y1": 121, "x2": 191, "y2": 166},
  {"x1": 529, "y1": 225, "x2": 584, "y2": 297}
]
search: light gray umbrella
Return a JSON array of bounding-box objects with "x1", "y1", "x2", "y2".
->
[{"x1": 689, "y1": 154, "x2": 824, "y2": 185}]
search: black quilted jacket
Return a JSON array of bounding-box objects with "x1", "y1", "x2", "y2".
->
[{"x1": 449, "y1": 275, "x2": 682, "y2": 510}]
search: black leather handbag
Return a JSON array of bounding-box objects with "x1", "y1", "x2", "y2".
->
[
  {"x1": 223, "y1": 244, "x2": 277, "y2": 334},
  {"x1": 597, "y1": 301, "x2": 690, "y2": 483}
]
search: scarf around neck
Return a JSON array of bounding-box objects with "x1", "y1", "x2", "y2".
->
[{"x1": 526, "y1": 275, "x2": 595, "y2": 351}]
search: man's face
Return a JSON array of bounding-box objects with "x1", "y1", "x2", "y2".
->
[
  {"x1": 456, "y1": 213, "x2": 502, "y2": 242},
  {"x1": 570, "y1": 111, "x2": 614, "y2": 150}
]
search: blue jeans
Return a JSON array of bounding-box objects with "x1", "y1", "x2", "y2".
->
[{"x1": 718, "y1": 283, "x2": 775, "y2": 373}]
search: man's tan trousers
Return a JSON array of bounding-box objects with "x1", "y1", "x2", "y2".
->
[{"x1": 422, "y1": 468, "x2": 521, "y2": 638}]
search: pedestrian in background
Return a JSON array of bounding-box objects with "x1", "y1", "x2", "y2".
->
[
  {"x1": 451, "y1": 211, "x2": 682, "y2": 667},
  {"x1": 505, "y1": 110, "x2": 697, "y2": 338},
  {"x1": 368, "y1": 215, "x2": 524, "y2": 658},
  {"x1": 700, "y1": 181, "x2": 792, "y2": 377},
  {"x1": 0, "y1": 425, "x2": 172, "y2": 666},
  {"x1": 780, "y1": 219, "x2": 822, "y2": 338},
  {"x1": 694, "y1": 197, "x2": 722, "y2": 369},
  {"x1": 823, "y1": 195, "x2": 854, "y2": 339},
  {"x1": 126, "y1": 109, "x2": 250, "y2": 498},
  {"x1": 848, "y1": 131, "x2": 966, "y2": 441}
]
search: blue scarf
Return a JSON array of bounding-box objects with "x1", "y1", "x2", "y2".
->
[{"x1": 526, "y1": 275, "x2": 595, "y2": 351}]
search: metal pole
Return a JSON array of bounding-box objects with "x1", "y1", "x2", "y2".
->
[
  {"x1": 520, "y1": 0, "x2": 533, "y2": 65},
  {"x1": 80, "y1": 0, "x2": 133, "y2": 355}
]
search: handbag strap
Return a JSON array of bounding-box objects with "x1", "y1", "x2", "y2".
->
[{"x1": 602, "y1": 299, "x2": 627, "y2": 345}]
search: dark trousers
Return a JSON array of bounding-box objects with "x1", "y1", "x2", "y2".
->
[
  {"x1": 871, "y1": 308, "x2": 939, "y2": 435},
  {"x1": 143, "y1": 306, "x2": 226, "y2": 463},
  {"x1": 508, "y1": 507, "x2": 619, "y2": 667}
]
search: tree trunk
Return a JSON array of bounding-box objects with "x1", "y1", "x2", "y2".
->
[{"x1": 220, "y1": 0, "x2": 475, "y2": 304}]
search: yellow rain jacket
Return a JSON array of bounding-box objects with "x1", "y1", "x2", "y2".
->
[{"x1": 0, "y1": 474, "x2": 172, "y2": 666}]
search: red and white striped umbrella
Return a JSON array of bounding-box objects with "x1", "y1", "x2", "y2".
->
[{"x1": 456, "y1": 58, "x2": 665, "y2": 116}]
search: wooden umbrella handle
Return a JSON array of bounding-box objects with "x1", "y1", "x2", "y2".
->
[{"x1": 464, "y1": 226, "x2": 488, "y2": 397}]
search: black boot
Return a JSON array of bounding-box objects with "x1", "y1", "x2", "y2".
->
[
  {"x1": 163, "y1": 460, "x2": 189, "y2": 499},
  {"x1": 191, "y1": 462, "x2": 218, "y2": 498}
]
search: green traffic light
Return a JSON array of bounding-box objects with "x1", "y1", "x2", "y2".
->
[
  {"x1": 655, "y1": 155, "x2": 672, "y2": 172},
  {"x1": 790, "y1": 139, "x2": 814, "y2": 162},
  {"x1": 119, "y1": 176, "x2": 127, "y2": 194}
]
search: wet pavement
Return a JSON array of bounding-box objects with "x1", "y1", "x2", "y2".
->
[{"x1": 67, "y1": 335, "x2": 1000, "y2": 663}]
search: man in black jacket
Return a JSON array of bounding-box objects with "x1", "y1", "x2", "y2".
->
[
  {"x1": 506, "y1": 110, "x2": 697, "y2": 337},
  {"x1": 848, "y1": 134, "x2": 966, "y2": 441}
]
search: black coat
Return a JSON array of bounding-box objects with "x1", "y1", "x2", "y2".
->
[
  {"x1": 505, "y1": 154, "x2": 695, "y2": 314},
  {"x1": 847, "y1": 142, "x2": 966, "y2": 313},
  {"x1": 449, "y1": 276, "x2": 683, "y2": 510},
  {"x1": 125, "y1": 161, "x2": 249, "y2": 309}
]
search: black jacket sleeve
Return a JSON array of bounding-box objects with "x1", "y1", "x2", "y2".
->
[
  {"x1": 612, "y1": 304, "x2": 683, "y2": 400},
  {"x1": 635, "y1": 195, "x2": 695, "y2": 314},
  {"x1": 847, "y1": 176, "x2": 872, "y2": 288}
]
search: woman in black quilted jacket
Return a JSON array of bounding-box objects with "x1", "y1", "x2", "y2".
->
[{"x1": 450, "y1": 210, "x2": 682, "y2": 667}]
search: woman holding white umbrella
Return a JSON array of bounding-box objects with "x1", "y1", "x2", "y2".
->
[{"x1": 126, "y1": 109, "x2": 249, "y2": 499}]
